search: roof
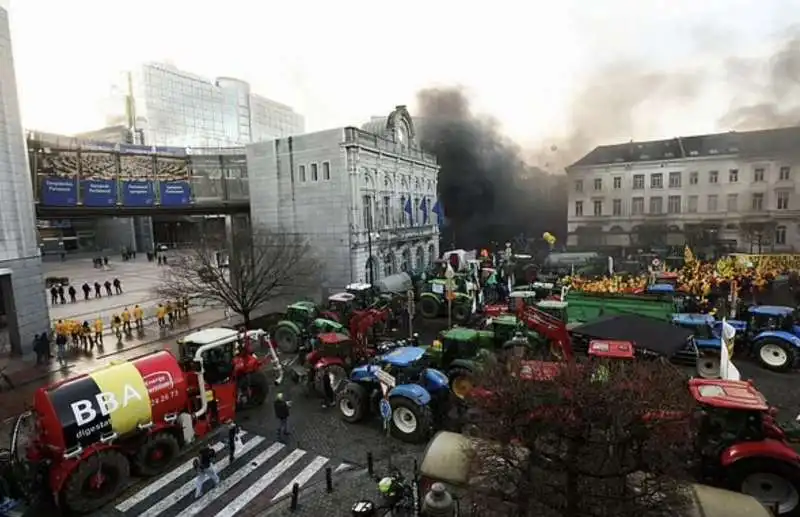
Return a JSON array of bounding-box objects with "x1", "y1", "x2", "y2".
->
[
  {"x1": 329, "y1": 292, "x2": 356, "y2": 302},
  {"x1": 570, "y1": 126, "x2": 800, "y2": 168},
  {"x1": 537, "y1": 300, "x2": 567, "y2": 309},
  {"x1": 492, "y1": 314, "x2": 519, "y2": 326},
  {"x1": 346, "y1": 282, "x2": 372, "y2": 291},
  {"x1": 588, "y1": 340, "x2": 635, "y2": 359},
  {"x1": 509, "y1": 290, "x2": 537, "y2": 297},
  {"x1": 748, "y1": 305, "x2": 794, "y2": 317},
  {"x1": 380, "y1": 346, "x2": 427, "y2": 366},
  {"x1": 672, "y1": 313, "x2": 716, "y2": 326},
  {"x1": 318, "y1": 332, "x2": 351, "y2": 345},
  {"x1": 571, "y1": 314, "x2": 694, "y2": 357},
  {"x1": 442, "y1": 327, "x2": 479, "y2": 341},
  {"x1": 647, "y1": 284, "x2": 675, "y2": 293},
  {"x1": 180, "y1": 327, "x2": 238, "y2": 345},
  {"x1": 289, "y1": 301, "x2": 316, "y2": 311},
  {"x1": 688, "y1": 378, "x2": 768, "y2": 411}
]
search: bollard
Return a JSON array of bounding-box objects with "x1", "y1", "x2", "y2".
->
[
  {"x1": 325, "y1": 466, "x2": 333, "y2": 492},
  {"x1": 290, "y1": 483, "x2": 299, "y2": 511},
  {"x1": 367, "y1": 452, "x2": 374, "y2": 477}
]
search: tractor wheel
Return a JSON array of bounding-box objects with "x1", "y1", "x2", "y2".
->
[
  {"x1": 389, "y1": 397, "x2": 432, "y2": 444},
  {"x1": 337, "y1": 382, "x2": 368, "y2": 423},
  {"x1": 238, "y1": 370, "x2": 269, "y2": 407},
  {"x1": 726, "y1": 458, "x2": 800, "y2": 516},
  {"x1": 756, "y1": 339, "x2": 796, "y2": 372},
  {"x1": 314, "y1": 364, "x2": 348, "y2": 395},
  {"x1": 274, "y1": 325, "x2": 300, "y2": 354},
  {"x1": 134, "y1": 432, "x2": 180, "y2": 476},
  {"x1": 452, "y1": 302, "x2": 472, "y2": 324},
  {"x1": 62, "y1": 449, "x2": 130, "y2": 514},
  {"x1": 448, "y1": 367, "x2": 475, "y2": 400},
  {"x1": 696, "y1": 353, "x2": 721, "y2": 379},
  {"x1": 419, "y1": 297, "x2": 440, "y2": 319}
]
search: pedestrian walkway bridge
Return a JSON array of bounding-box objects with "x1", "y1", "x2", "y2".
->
[{"x1": 28, "y1": 133, "x2": 251, "y2": 217}]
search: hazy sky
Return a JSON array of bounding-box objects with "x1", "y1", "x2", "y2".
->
[{"x1": 8, "y1": 0, "x2": 800, "y2": 148}]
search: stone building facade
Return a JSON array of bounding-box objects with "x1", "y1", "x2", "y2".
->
[{"x1": 247, "y1": 106, "x2": 440, "y2": 291}]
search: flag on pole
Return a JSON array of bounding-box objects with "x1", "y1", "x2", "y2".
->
[
  {"x1": 431, "y1": 200, "x2": 442, "y2": 226},
  {"x1": 720, "y1": 319, "x2": 740, "y2": 381},
  {"x1": 420, "y1": 197, "x2": 429, "y2": 224},
  {"x1": 403, "y1": 197, "x2": 413, "y2": 225}
]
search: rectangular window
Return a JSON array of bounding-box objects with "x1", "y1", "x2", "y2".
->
[
  {"x1": 729, "y1": 169, "x2": 739, "y2": 183},
  {"x1": 726, "y1": 193, "x2": 738, "y2": 212},
  {"x1": 687, "y1": 195, "x2": 698, "y2": 213},
  {"x1": 400, "y1": 196, "x2": 407, "y2": 225},
  {"x1": 593, "y1": 178, "x2": 602, "y2": 191},
  {"x1": 668, "y1": 195, "x2": 681, "y2": 214},
  {"x1": 575, "y1": 201, "x2": 583, "y2": 217},
  {"x1": 753, "y1": 168, "x2": 764, "y2": 182},
  {"x1": 612, "y1": 199, "x2": 622, "y2": 216},
  {"x1": 631, "y1": 197, "x2": 644, "y2": 215},
  {"x1": 322, "y1": 161, "x2": 331, "y2": 180},
  {"x1": 649, "y1": 196, "x2": 663, "y2": 214},
  {"x1": 780, "y1": 166, "x2": 791, "y2": 180},
  {"x1": 383, "y1": 196, "x2": 391, "y2": 226},
  {"x1": 777, "y1": 191, "x2": 790, "y2": 210},
  {"x1": 593, "y1": 200, "x2": 603, "y2": 216},
  {"x1": 709, "y1": 170, "x2": 718, "y2": 184},
  {"x1": 362, "y1": 195, "x2": 372, "y2": 228},
  {"x1": 707, "y1": 195, "x2": 718, "y2": 212},
  {"x1": 633, "y1": 175, "x2": 644, "y2": 190},
  {"x1": 310, "y1": 163, "x2": 319, "y2": 181},
  {"x1": 613, "y1": 177, "x2": 621, "y2": 189},
  {"x1": 689, "y1": 171, "x2": 698, "y2": 185},
  {"x1": 752, "y1": 193, "x2": 764, "y2": 211},
  {"x1": 776, "y1": 226, "x2": 787, "y2": 245},
  {"x1": 298, "y1": 164, "x2": 306, "y2": 182},
  {"x1": 650, "y1": 173, "x2": 663, "y2": 189},
  {"x1": 668, "y1": 172, "x2": 681, "y2": 188},
  {"x1": 575, "y1": 180, "x2": 583, "y2": 192}
]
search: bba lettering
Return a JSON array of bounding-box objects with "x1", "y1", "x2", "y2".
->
[{"x1": 70, "y1": 385, "x2": 144, "y2": 426}]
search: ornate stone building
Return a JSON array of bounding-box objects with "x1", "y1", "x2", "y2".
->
[{"x1": 247, "y1": 106, "x2": 440, "y2": 291}]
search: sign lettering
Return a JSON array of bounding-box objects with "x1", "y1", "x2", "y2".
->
[{"x1": 70, "y1": 385, "x2": 145, "y2": 425}]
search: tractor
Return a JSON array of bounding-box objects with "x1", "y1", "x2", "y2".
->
[
  {"x1": 273, "y1": 301, "x2": 343, "y2": 353},
  {"x1": 418, "y1": 278, "x2": 474, "y2": 324},
  {"x1": 672, "y1": 313, "x2": 724, "y2": 378},
  {"x1": 725, "y1": 305, "x2": 800, "y2": 372},
  {"x1": 336, "y1": 346, "x2": 450, "y2": 444},
  {"x1": 483, "y1": 289, "x2": 537, "y2": 318},
  {"x1": 345, "y1": 282, "x2": 381, "y2": 309}
]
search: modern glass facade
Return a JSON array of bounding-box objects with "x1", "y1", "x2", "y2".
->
[{"x1": 110, "y1": 62, "x2": 305, "y2": 148}]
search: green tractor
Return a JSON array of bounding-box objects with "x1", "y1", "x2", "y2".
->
[
  {"x1": 273, "y1": 301, "x2": 344, "y2": 353},
  {"x1": 427, "y1": 315, "x2": 540, "y2": 399},
  {"x1": 418, "y1": 278, "x2": 474, "y2": 324}
]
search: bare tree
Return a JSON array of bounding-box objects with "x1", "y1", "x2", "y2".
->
[
  {"x1": 157, "y1": 226, "x2": 321, "y2": 326},
  {"x1": 465, "y1": 358, "x2": 696, "y2": 517}
]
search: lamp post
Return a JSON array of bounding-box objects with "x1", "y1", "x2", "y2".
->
[{"x1": 366, "y1": 205, "x2": 379, "y2": 285}]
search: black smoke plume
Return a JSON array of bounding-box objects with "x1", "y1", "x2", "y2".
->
[{"x1": 415, "y1": 87, "x2": 566, "y2": 251}]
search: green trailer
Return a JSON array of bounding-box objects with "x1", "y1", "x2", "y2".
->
[{"x1": 562, "y1": 291, "x2": 679, "y2": 324}]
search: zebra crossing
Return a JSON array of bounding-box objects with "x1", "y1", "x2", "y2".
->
[{"x1": 115, "y1": 431, "x2": 354, "y2": 517}]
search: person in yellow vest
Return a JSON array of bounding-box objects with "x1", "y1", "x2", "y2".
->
[
  {"x1": 94, "y1": 317, "x2": 104, "y2": 347},
  {"x1": 111, "y1": 313, "x2": 122, "y2": 341},
  {"x1": 133, "y1": 305, "x2": 144, "y2": 331},
  {"x1": 166, "y1": 301, "x2": 174, "y2": 328},
  {"x1": 70, "y1": 320, "x2": 81, "y2": 349},
  {"x1": 121, "y1": 307, "x2": 132, "y2": 334},
  {"x1": 55, "y1": 319, "x2": 66, "y2": 337},
  {"x1": 156, "y1": 304, "x2": 166, "y2": 328}
]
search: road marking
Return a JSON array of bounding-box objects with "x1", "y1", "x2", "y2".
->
[
  {"x1": 115, "y1": 433, "x2": 242, "y2": 512},
  {"x1": 137, "y1": 436, "x2": 268, "y2": 517},
  {"x1": 270, "y1": 455, "x2": 329, "y2": 501},
  {"x1": 335, "y1": 463, "x2": 351, "y2": 473},
  {"x1": 184, "y1": 444, "x2": 299, "y2": 517}
]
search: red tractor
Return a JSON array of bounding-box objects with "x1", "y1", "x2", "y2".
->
[{"x1": 0, "y1": 328, "x2": 282, "y2": 514}]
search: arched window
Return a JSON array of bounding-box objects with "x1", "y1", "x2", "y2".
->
[
  {"x1": 365, "y1": 256, "x2": 378, "y2": 283},
  {"x1": 428, "y1": 244, "x2": 436, "y2": 265},
  {"x1": 401, "y1": 249, "x2": 412, "y2": 272},
  {"x1": 383, "y1": 254, "x2": 395, "y2": 277},
  {"x1": 776, "y1": 225, "x2": 787, "y2": 245},
  {"x1": 416, "y1": 246, "x2": 425, "y2": 270}
]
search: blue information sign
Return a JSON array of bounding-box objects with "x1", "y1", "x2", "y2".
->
[{"x1": 379, "y1": 399, "x2": 391, "y2": 420}]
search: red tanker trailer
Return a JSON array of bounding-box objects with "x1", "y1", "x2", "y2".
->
[{"x1": 2, "y1": 327, "x2": 281, "y2": 514}]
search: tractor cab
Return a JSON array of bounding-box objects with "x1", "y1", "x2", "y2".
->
[
  {"x1": 745, "y1": 305, "x2": 799, "y2": 335},
  {"x1": 536, "y1": 300, "x2": 568, "y2": 321},
  {"x1": 327, "y1": 292, "x2": 356, "y2": 322},
  {"x1": 311, "y1": 332, "x2": 356, "y2": 360},
  {"x1": 673, "y1": 313, "x2": 719, "y2": 344},
  {"x1": 490, "y1": 313, "x2": 523, "y2": 344},
  {"x1": 508, "y1": 290, "x2": 536, "y2": 311},
  {"x1": 378, "y1": 346, "x2": 430, "y2": 384},
  {"x1": 529, "y1": 282, "x2": 559, "y2": 300},
  {"x1": 346, "y1": 282, "x2": 378, "y2": 309},
  {"x1": 432, "y1": 327, "x2": 482, "y2": 369},
  {"x1": 309, "y1": 318, "x2": 344, "y2": 336},
  {"x1": 286, "y1": 301, "x2": 319, "y2": 328},
  {"x1": 178, "y1": 328, "x2": 238, "y2": 384}
]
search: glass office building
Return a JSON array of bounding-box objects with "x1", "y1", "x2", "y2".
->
[{"x1": 108, "y1": 62, "x2": 305, "y2": 147}]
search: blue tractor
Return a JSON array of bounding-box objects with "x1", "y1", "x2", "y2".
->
[
  {"x1": 671, "y1": 313, "x2": 723, "y2": 378},
  {"x1": 336, "y1": 346, "x2": 450, "y2": 444}
]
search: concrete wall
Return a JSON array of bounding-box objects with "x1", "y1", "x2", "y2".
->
[
  {"x1": 0, "y1": 7, "x2": 50, "y2": 353},
  {"x1": 247, "y1": 129, "x2": 353, "y2": 290}
]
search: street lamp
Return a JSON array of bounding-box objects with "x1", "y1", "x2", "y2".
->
[{"x1": 366, "y1": 206, "x2": 380, "y2": 285}]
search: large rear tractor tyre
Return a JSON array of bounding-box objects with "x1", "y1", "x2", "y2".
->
[
  {"x1": 238, "y1": 370, "x2": 269, "y2": 408},
  {"x1": 448, "y1": 367, "x2": 475, "y2": 400},
  {"x1": 337, "y1": 382, "x2": 368, "y2": 423},
  {"x1": 63, "y1": 449, "x2": 130, "y2": 514},
  {"x1": 419, "y1": 297, "x2": 440, "y2": 319},
  {"x1": 313, "y1": 364, "x2": 348, "y2": 395},
  {"x1": 274, "y1": 325, "x2": 300, "y2": 354},
  {"x1": 452, "y1": 303, "x2": 472, "y2": 324},
  {"x1": 134, "y1": 432, "x2": 181, "y2": 477},
  {"x1": 756, "y1": 339, "x2": 796, "y2": 372},
  {"x1": 726, "y1": 458, "x2": 800, "y2": 516},
  {"x1": 389, "y1": 397, "x2": 432, "y2": 444},
  {"x1": 696, "y1": 353, "x2": 721, "y2": 379}
]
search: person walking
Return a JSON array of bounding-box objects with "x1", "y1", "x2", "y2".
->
[
  {"x1": 82, "y1": 321, "x2": 94, "y2": 350},
  {"x1": 121, "y1": 307, "x2": 132, "y2": 334},
  {"x1": 94, "y1": 281, "x2": 102, "y2": 298},
  {"x1": 55, "y1": 332, "x2": 67, "y2": 367},
  {"x1": 193, "y1": 445, "x2": 219, "y2": 499},
  {"x1": 33, "y1": 334, "x2": 46, "y2": 365},
  {"x1": 113, "y1": 278, "x2": 122, "y2": 295},
  {"x1": 82, "y1": 282, "x2": 91, "y2": 301},
  {"x1": 68, "y1": 285, "x2": 77, "y2": 303},
  {"x1": 156, "y1": 304, "x2": 166, "y2": 329},
  {"x1": 104, "y1": 280, "x2": 112, "y2": 296},
  {"x1": 133, "y1": 305, "x2": 144, "y2": 331},
  {"x1": 94, "y1": 317, "x2": 104, "y2": 348},
  {"x1": 57, "y1": 285, "x2": 66, "y2": 304},
  {"x1": 227, "y1": 423, "x2": 242, "y2": 463},
  {"x1": 274, "y1": 393, "x2": 291, "y2": 441},
  {"x1": 49, "y1": 286, "x2": 58, "y2": 304},
  {"x1": 321, "y1": 371, "x2": 335, "y2": 409},
  {"x1": 111, "y1": 313, "x2": 122, "y2": 342}
]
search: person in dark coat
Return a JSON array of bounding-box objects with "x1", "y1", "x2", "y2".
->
[
  {"x1": 68, "y1": 285, "x2": 77, "y2": 303},
  {"x1": 113, "y1": 278, "x2": 122, "y2": 294},
  {"x1": 104, "y1": 280, "x2": 112, "y2": 296},
  {"x1": 82, "y1": 282, "x2": 91, "y2": 300},
  {"x1": 274, "y1": 393, "x2": 290, "y2": 440},
  {"x1": 57, "y1": 285, "x2": 66, "y2": 304},
  {"x1": 227, "y1": 423, "x2": 241, "y2": 462},
  {"x1": 193, "y1": 445, "x2": 219, "y2": 498},
  {"x1": 321, "y1": 372, "x2": 334, "y2": 409},
  {"x1": 33, "y1": 334, "x2": 46, "y2": 365},
  {"x1": 49, "y1": 286, "x2": 58, "y2": 304},
  {"x1": 94, "y1": 281, "x2": 102, "y2": 298}
]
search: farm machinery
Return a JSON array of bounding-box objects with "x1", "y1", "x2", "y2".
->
[
  {"x1": 0, "y1": 327, "x2": 281, "y2": 514},
  {"x1": 336, "y1": 346, "x2": 450, "y2": 444}
]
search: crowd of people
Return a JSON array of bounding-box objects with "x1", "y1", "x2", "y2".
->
[{"x1": 48, "y1": 278, "x2": 123, "y2": 304}]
